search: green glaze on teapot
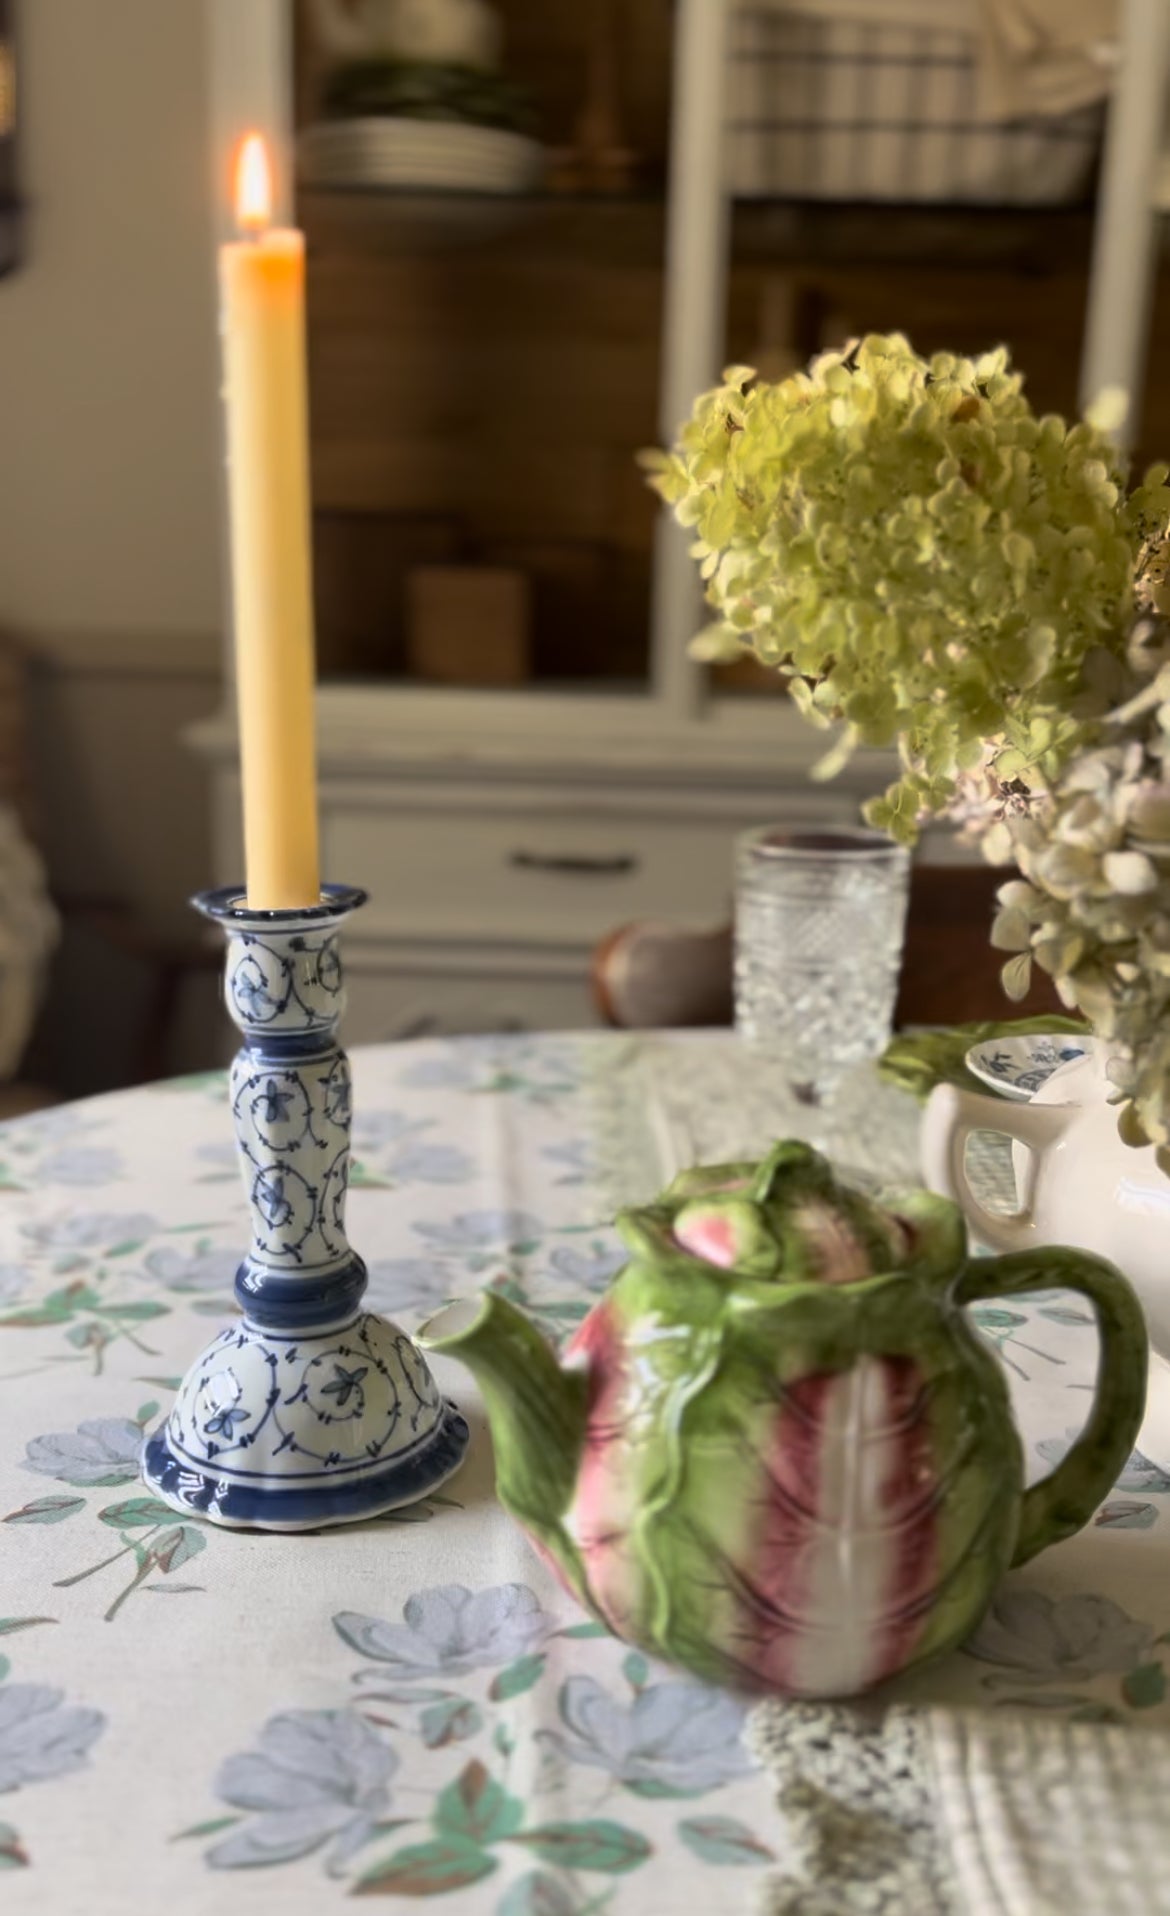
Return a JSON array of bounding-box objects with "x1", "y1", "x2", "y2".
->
[{"x1": 419, "y1": 1142, "x2": 1147, "y2": 1699}]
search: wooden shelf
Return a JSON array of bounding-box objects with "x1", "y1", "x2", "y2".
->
[
  {"x1": 733, "y1": 199, "x2": 1096, "y2": 273},
  {"x1": 301, "y1": 180, "x2": 1102, "y2": 273}
]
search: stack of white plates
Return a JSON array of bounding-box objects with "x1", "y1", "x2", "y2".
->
[{"x1": 299, "y1": 118, "x2": 544, "y2": 194}]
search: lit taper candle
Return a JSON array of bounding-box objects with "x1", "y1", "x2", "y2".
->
[{"x1": 219, "y1": 132, "x2": 320, "y2": 909}]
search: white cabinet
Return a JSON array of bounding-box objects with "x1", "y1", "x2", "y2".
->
[
  {"x1": 196, "y1": 0, "x2": 896, "y2": 1039},
  {"x1": 197, "y1": 691, "x2": 884, "y2": 1040}
]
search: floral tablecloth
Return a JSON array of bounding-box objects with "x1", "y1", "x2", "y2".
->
[{"x1": 1, "y1": 1032, "x2": 1167, "y2": 1915}]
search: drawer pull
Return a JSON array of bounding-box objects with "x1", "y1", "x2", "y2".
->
[{"x1": 509, "y1": 850, "x2": 639, "y2": 877}]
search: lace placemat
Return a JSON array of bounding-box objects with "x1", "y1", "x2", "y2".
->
[
  {"x1": 588, "y1": 1032, "x2": 1013, "y2": 1216},
  {"x1": 750, "y1": 1700, "x2": 1170, "y2": 1915}
]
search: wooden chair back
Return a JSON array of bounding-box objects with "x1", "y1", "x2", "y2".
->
[{"x1": 592, "y1": 862, "x2": 1060, "y2": 1030}]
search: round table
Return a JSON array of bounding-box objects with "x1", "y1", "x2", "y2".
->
[{"x1": 1, "y1": 1032, "x2": 1167, "y2": 1912}]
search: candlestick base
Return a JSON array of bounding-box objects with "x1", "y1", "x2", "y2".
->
[
  {"x1": 142, "y1": 1313, "x2": 470, "y2": 1530},
  {"x1": 141, "y1": 884, "x2": 470, "y2": 1532}
]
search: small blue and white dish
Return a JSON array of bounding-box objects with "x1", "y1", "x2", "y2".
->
[{"x1": 965, "y1": 1032, "x2": 1090, "y2": 1102}]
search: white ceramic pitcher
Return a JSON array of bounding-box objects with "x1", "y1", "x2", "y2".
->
[{"x1": 922, "y1": 1044, "x2": 1170, "y2": 1469}]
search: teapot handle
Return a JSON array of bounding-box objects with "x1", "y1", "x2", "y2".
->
[
  {"x1": 957, "y1": 1249, "x2": 1148, "y2": 1566},
  {"x1": 921, "y1": 1082, "x2": 1074, "y2": 1254}
]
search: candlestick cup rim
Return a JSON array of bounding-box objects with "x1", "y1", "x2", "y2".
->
[{"x1": 192, "y1": 883, "x2": 368, "y2": 924}]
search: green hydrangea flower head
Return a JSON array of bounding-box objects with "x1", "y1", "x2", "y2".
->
[{"x1": 645, "y1": 335, "x2": 1170, "y2": 842}]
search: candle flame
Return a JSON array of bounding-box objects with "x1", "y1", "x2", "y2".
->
[{"x1": 235, "y1": 132, "x2": 272, "y2": 235}]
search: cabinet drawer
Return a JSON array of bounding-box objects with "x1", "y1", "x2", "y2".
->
[
  {"x1": 342, "y1": 966, "x2": 595, "y2": 1042},
  {"x1": 327, "y1": 798, "x2": 853, "y2": 948}
]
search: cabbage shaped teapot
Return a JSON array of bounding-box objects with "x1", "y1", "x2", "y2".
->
[{"x1": 420, "y1": 1142, "x2": 1146, "y2": 1699}]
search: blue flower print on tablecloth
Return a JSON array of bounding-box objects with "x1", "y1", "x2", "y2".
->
[
  {"x1": 0, "y1": 1109, "x2": 127, "y2": 1190},
  {"x1": 413, "y1": 1212, "x2": 544, "y2": 1261},
  {"x1": 0, "y1": 1682, "x2": 106, "y2": 1794},
  {"x1": 0, "y1": 1263, "x2": 25, "y2": 1305},
  {"x1": 207, "y1": 1709, "x2": 397, "y2": 1873},
  {"x1": 142, "y1": 1241, "x2": 239, "y2": 1295},
  {"x1": 195, "y1": 1139, "x2": 240, "y2": 1180},
  {"x1": 348, "y1": 1111, "x2": 475, "y2": 1188},
  {"x1": 22, "y1": 1415, "x2": 144, "y2": 1486},
  {"x1": 0, "y1": 1107, "x2": 82, "y2": 1146},
  {"x1": 0, "y1": 1676, "x2": 106, "y2": 1864},
  {"x1": 404, "y1": 1212, "x2": 547, "y2": 1310},
  {"x1": 396, "y1": 1036, "x2": 584, "y2": 1105},
  {"x1": 400, "y1": 1213, "x2": 617, "y2": 1342},
  {"x1": 36, "y1": 1146, "x2": 126, "y2": 1187},
  {"x1": 381, "y1": 1138, "x2": 473, "y2": 1186},
  {"x1": 189, "y1": 1582, "x2": 774, "y2": 1895},
  {"x1": 541, "y1": 1139, "x2": 595, "y2": 1186},
  {"x1": 20, "y1": 1211, "x2": 161, "y2": 1261},
  {"x1": 1036, "y1": 1431, "x2": 1170, "y2": 1527},
  {"x1": 537, "y1": 1675, "x2": 753, "y2": 1795},
  {"x1": 1115, "y1": 1449, "x2": 1170, "y2": 1492},
  {"x1": 363, "y1": 1259, "x2": 458, "y2": 1323},
  {"x1": 395, "y1": 1053, "x2": 475, "y2": 1091},
  {"x1": 966, "y1": 1589, "x2": 1155, "y2": 1683},
  {"x1": 546, "y1": 1242, "x2": 625, "y2": 1293},
  {"x1": 352, "y1": 1110, "x2": 428, "y2": 1151},
  {"x1": 337, "y1": 1584, "x2": 555, "y2": 1680}
]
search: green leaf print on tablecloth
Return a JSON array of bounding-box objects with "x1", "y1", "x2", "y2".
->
[
  {"x1": 676, "y1": 1815, "x2": 777, "y2": 1866},
  {"x1": 12, "y1": 1408, "x2": 216, "y2": 1621},
  {"x1": 4, "y1": 1496, "x2": 87, "y2": 1525},
  {"x1": 396, "y1": 1038, "x2": 585, "y2": 1106},
  {"x1": 0, "y1": 1207, "x2": 195, "y2": 1380}
]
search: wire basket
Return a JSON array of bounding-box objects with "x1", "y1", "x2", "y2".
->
[{"x1": 727, "y1": 7, "x2": 1103, "y2": 205}]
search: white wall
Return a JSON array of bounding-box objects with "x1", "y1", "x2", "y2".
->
[
  {"x1": 0, "y1": 1, "x2": 226, "y2": 1088},
  {"x1": 0, "y1": 0, "x2": 221, "y2": 642}
]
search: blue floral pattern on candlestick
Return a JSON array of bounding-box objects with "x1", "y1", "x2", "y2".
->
[
  {"x1": 161, "y1": 1313, "x2": 444, "y2": 1478},
  {"x1": 205, "y1": 1402, "x2": 251, "y2": 1441},
  {"x1": 319, "y1": 1363, "x2": 368, "y2": 1411},
  {"x1": 225, "y1": 925, "x2": 346, "y2": 1035}
]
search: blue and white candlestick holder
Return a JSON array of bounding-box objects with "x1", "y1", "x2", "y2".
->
[{"x1": 143, "y1": 884, "x2": 470, "y2": 1531}]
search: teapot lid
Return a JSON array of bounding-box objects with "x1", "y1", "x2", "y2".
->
[{"x1": 617, "y1": 1140, "x2": 965, "y2": 1293}]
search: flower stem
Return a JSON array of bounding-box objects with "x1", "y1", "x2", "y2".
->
[
  {"x1": 104, "y1": 1551, "x2": 157, "y2": 1622},
  {"x1": 54, "y1": 1523, "x2": 162, "y2": 1589},
  {"x1": 54, "y1": 1539, "x2": 137, "y2": 1588}
]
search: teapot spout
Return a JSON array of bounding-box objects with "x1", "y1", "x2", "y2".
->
[{"x1": 418, "y1": 1293, "x2": 589, "y2": 1581}]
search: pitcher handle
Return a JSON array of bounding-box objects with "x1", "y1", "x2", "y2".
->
[
  {"x1": 921, "y1": 1082, "x2": 1074, "y2": 1254},
  {"x1": 957, "y1": 1249, "x2": 1148, "y2": 1565}
]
